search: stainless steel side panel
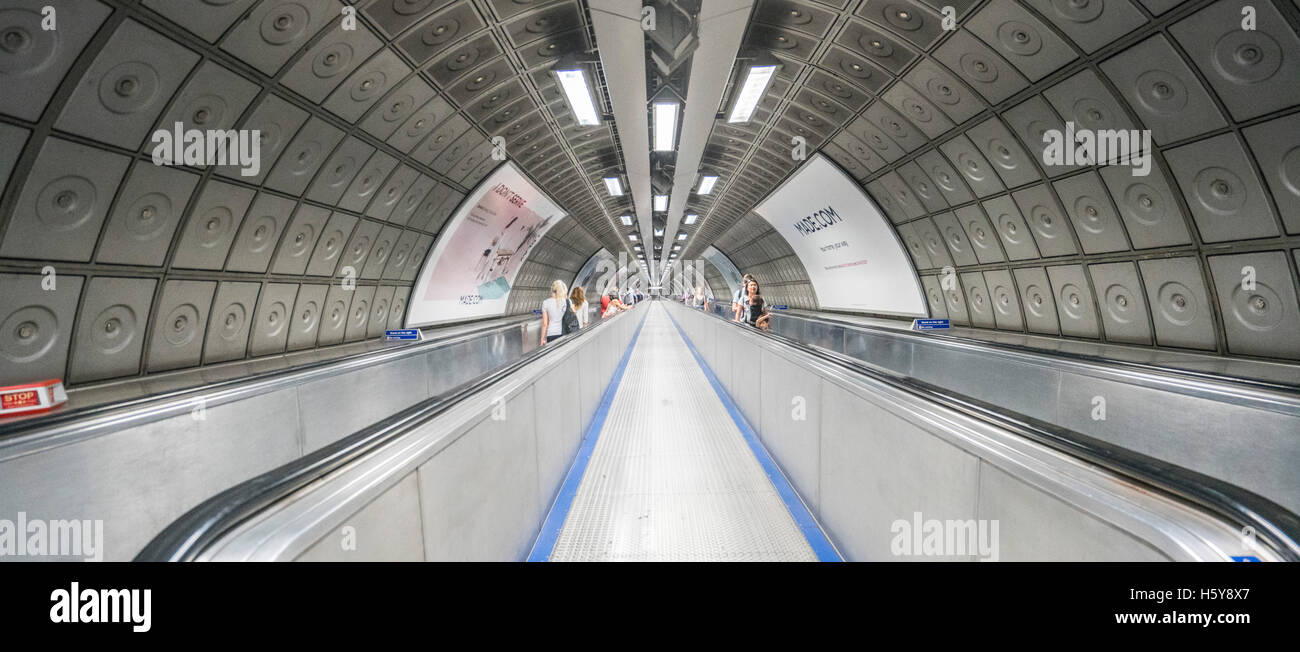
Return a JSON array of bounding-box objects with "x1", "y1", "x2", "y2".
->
[
  {"x1": 0, "y1": 316, "x2": 552, "y2": 561},
  {"x1": 666, "y1": 302, "x2": 1266, "y2": 562},
  {"x1": 196, "y1": 308, "x2": 646, "y2": 561},
  {"x1": 0, "y1": 387, "x2": 302, "y2": 560},
  {"x1": 761, "y1": 309, "x2": 1300, "y2": 514}
]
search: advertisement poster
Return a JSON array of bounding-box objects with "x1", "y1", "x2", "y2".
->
[
  {"x1": 406, "y1": 161, "x2": 567, "y2": 327},
  {"x1": 752, "y1": 154, "x2": 927, "y2": 317}
]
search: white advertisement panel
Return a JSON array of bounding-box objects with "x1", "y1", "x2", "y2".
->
[
  {"x1": 406, "y1": 161, "x2": 566, "y2": 327},
  {"x1": 752, "y1": 154, "x2": 927, "y2": 317}
]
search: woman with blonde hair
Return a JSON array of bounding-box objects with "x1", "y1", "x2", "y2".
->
[
  {"x1": 540, "y1": 279, "x2": 575, "y2": 346},
  {"x1": 569, "y1": 285, "x2": 589, "y2": 329}
]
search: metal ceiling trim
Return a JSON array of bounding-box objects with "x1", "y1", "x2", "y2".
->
[
  {"x1": 590, "y1": 0, "x2": 652, "y2": 268},
  {"x1": 664, "y1": 0, "x2": 755, "y2": 276}
]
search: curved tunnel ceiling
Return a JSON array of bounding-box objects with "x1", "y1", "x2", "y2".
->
[
  {"x1": 0, "y1": 0, "x2": 632, "y2": 388},
  {"x1": 685, "y1": 0, "x2": 1300, "y2": 363},
  {"x1": 1, "y1": 0, "x2": 1299, "y2": 394}
]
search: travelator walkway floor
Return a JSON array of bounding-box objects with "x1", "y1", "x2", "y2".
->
[{"x1": 530, "y1": 303, "x2": 839, "y2": 562}]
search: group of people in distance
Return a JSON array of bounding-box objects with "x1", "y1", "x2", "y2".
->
[
  {"x1": 679, "y1": 274, "x2": 770, "y2": 330},
  {"x1": 541, "y1": 273, "x2": 771, "y2": 348},
  {"x1": 538, "y1": 280, "x2": 634, "y2": 347}
]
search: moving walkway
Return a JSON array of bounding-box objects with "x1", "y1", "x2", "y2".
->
[{"x1": 136, "y1": 300, "x2": 1300, "y2": 562}]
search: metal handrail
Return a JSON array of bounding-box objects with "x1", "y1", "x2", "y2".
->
[
  {"x1": 0, "y1": 314, "x2": 537, "y2": 445},
  {"x1": 772, "y1": 304, "x2": 1300, "y2": 395},
  {"x1": 687, "y1": 301, "x2": 1300, "y2": 561},
  {"x1": 134, "y1": 304, "x2": 642, "y2": 562}
]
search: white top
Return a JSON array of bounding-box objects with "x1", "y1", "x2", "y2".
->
[
  {"x1": 541, "y1": 297, "x2": 567, "y2": 336},
  {"x1": 572, "y1": 300, "x2": 589, "y2": 328}
]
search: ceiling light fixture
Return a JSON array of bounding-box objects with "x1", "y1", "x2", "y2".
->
[
  {"x1": 677, "y1": 232, "x2": 687, "y2": 241},
  {"x1": 727, "y1": 54, "x2": 781, "y2": 124},
  {"x1": 552, "y1": 55, "x2": 602, "y2": 127},
  {"x1": 653, "y1": 194, "x2": 668, "y2": 211},
  {"x1": 684, "y1": 213, "x2": 698, "y2": 225},
  {"x1": 603, "y1": 176, "x2": 623, "y2": 196},
  {"x1": 620, "y1": 214, "x2": 632, "y2": 226},
  {"x1": 629, "y1": 233, "x2": 638, "y2": 241},
  {"x1": 653, "y1": 100, "x2": 679, "y2": 152},
  {"x1": 696, "y1": 175, "x2": 718, "y2": 195}
]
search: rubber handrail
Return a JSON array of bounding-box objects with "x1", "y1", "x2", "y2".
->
[
  {"x1": 0, "y1": 314, "x2": 537, "y2": 442},
  {"x1": 776, "y1": 307, "x2": 1300, "y2": 395}
]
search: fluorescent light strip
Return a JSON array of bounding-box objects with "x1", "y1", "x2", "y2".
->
[
  {"x1": 629, "y1": 233, "x2": 638, "y2": 241},
  {"x1": 727, "y1": 64, "x2": 776, "y2": 123},
  {"x1": 557, "y1": 69, "x2": 601, "y2": 126},
  {"x1": 696, "y1": 175, "x2": 717, "y2": 195},
  {"x1": 653, "y1": 194, "x2": 668, "y2": 211},
  {"x1": 653, "y1": 101, "x2": 678, "y2": 151},
  {"x1": 677, "y1": 233, "x2": 687, "y2": 241},
  {"x1": 684, "y1": 213, "x2": 698, "y2": 225},
  {"x1": 603, "y1": 177, "x2": 623, "y2": 196}
]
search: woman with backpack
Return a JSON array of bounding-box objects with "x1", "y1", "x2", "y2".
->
[
  {"x1": 540, "y1": 280, "x2": 579, "y2": 346},
  {"x1": 732, "y1": 274, "x2": 756, "y2": 322},
  {"x1": 742, "y1": 278, "x2": 771, "y2": 330}
]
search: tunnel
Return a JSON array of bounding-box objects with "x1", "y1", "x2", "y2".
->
[{"x1": 0, "y1": 0, "x2": 1299, "y2": 574}]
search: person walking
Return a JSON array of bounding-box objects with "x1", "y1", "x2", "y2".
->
[
  {"x1": 741, "y1": 278, "x2": 771, "y2": 330},
  {"x1": 732, "y1": 274, "x2": 755, "y2": 321},
  {"x1": 569, "y1": 285, "x2": 590, "y2": 329},
  {"x1": 540, "y1": 279, "x2": 577, "y2": 346},
  {"x1": 602, "y1": 287, "x2": 629, "y2": 318}
]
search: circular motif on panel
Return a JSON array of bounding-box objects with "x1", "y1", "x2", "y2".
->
[{"x1": 1, "y1": 306, "x2": 57, "y2": 363}]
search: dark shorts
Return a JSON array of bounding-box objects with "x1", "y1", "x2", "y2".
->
[{"x1": 546, "y1": 334, "x2": 565, "y2": 343}]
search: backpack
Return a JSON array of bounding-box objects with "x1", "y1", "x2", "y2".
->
[
  {"x1": 561, "y1": 299, "x2": 579, "y2": 334},
  {"x1": 746, "y1": 296, "x2": 764, "y2": 324}
]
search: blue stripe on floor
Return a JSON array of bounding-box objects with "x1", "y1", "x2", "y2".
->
[
  {"x1": 526, "y1": 309, "x2": 650, "y2": 562},
  {"x1": 664, "y1": 307, "x2": 842, "y2": 562}
]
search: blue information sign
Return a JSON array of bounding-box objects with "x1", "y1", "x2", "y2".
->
[
  {"x1": 772, "y1": 305, "x2": 789, "y2": 310},
  {"x1": 911, "y1": 319, "x2": 950, "y2": 331},
  {"x1": 385, "y1": 329, "x2": 421, "y2": 341}
]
